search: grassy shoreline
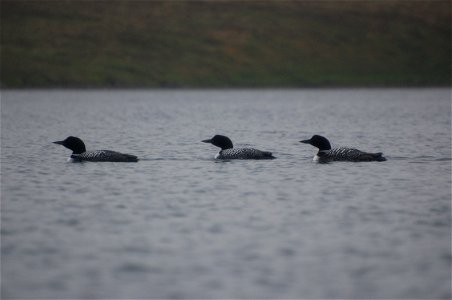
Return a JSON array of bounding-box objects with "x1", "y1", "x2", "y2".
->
[{"x1": 2, "y1": 1, "x2": 450, "y2": 88}]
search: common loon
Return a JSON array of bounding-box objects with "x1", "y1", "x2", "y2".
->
[
  {"x1": 300, "y1": 135, "x2": 386, "y2": 162},
  {"x1": 53, "y1": 136, "x2": 138, "y2": 162},
  {"x1": 202, "y1": 135, "x2": 275, "y2": 160}
]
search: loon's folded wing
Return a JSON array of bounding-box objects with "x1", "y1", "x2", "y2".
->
[
  {"x1": 327, "y1": 148, "x2": 385, "y2": 162},
  {"x1": 72, "y1": 150, "x2": 138, "y2": 162},
  {"x1": 218, "y1": 148, "x2": 275, "y2": 160}
]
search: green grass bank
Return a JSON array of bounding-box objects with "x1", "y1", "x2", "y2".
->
[{"x1": 1, "y1": 1, "x2": 450, "y2": 88}]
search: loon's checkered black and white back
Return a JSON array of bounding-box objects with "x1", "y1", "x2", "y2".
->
[
  {"x1": 317, "y1": 147, "x2": 385, "y2": 162},
  {"x1": 203, "y1": 134, "x2": 275, "y2": 160},
  {"x1": 300, "y1": 135, "x2": 386, "y2": 162},
  {"x1": 216, "y1": 148, "x2": 274, "y2": 160},
  {"x1": 54, "y1": 136, "x2": 138, "y2": 162},
  {"x1": 71, "y1": 150, "x2": 138, "y2": 162}
]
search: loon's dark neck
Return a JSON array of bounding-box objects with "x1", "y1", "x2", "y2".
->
[
  {"x1": 68, "y1": 140, "x2": 86, "y2": 154},
  {"x1": 317, "y1": 145, "x2": 331, "y2": 151},
  {"x1": 72, "y1": 148, "x2": 85, "y2": 155},
  {"x1": 316, "y1": 150, "x2": 328, "y2": 157}
]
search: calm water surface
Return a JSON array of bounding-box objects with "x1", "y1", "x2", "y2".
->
[{"x1": 1, "y1": 89, "x2": 451, "y2": 299}]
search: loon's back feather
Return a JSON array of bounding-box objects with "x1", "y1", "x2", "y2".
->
[
  {"x1": 319, "y1": 147, "x2": 386, "y2": 162},
  {"x1": 217, "y1": 148, "x2": 275, "y2": 160},
  {"x1": 71, "y1": 150, "x2": 138, "y2": 162}
]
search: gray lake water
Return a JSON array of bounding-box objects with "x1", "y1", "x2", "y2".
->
[{"x1": 1, "y1": 88, "x2": 451, "y2": 299}]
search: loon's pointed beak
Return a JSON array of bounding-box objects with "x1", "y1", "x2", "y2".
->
[
  {"x1": 53, "y1": 140, "x2": 64, "y2": 145},
  {"x1": 300, "y1": 139, "x2": 311, "y2": 144},
  {"x1": 202, "y1": 139, "x2": 212, "y2": 144}
]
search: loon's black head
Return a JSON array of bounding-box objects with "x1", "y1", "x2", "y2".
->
[
  {"x1": 53, "y1": 136, "x2": 86, "y2": 154},
  {"x1": 202, "y1": 135, "x2": 233, "y2": 150},
  {"x1": 300, "y1": 135, "x2": 331, "y2": 151}
]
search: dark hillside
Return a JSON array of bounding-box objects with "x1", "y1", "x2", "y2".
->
[{"x1": 1, "y1": 1, "x2": 450, "y2": 87}]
